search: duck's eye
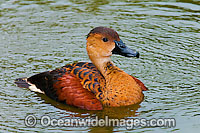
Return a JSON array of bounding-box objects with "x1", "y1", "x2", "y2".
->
[{"x1": 102, "y1": 38, "x2": 108, "y2": 42}]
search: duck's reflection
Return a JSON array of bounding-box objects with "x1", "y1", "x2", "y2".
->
[{"x1": 38, "y1": 93, "x2": 141, "y2": 119}]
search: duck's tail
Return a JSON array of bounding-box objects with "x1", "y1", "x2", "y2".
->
[
  {"x1": 14, "y1": 71, "x2": 103, "y2": 110},
  {"x1": 14, "y1": 77, "x2": 44, "y2": 94}
]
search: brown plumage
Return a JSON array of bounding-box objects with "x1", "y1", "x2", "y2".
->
[
  {"x1": 15, "y1": 27, "x2": 148, "y2": 110},
  {"x1": 53, "y1": 73, "x2": 102, "y2": 110}
]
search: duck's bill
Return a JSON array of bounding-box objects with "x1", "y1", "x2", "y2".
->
[{"x1": 112, "y1": 40, "x2": 139, "y2": 58}]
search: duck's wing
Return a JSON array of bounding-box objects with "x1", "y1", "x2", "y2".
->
[
  {"x1": 15, "y1": 62, "x2": 103, "y2": 110},
  {"x1": 130, "y1": 76, "x2": 148, "y2": 91},
  {"x1": 67, "y1": 62, "x2": 105, "y2": 94}
]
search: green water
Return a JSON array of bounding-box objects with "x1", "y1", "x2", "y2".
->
[{"x1": 0, "y1": 0, "x2": 199, "y2": 132}]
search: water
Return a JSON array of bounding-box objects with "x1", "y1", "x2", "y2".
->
[{"x1": 0, "y1": 0, "x2": 199, "y2": 132}]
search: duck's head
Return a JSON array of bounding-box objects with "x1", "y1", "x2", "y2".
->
[{"x1": 86, "y1": 27, "x2": 139, "y2": 60}]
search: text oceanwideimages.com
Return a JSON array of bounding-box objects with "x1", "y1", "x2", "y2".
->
[{"x1": 24, "y1": 114, "x2": 176, "y2": 129}]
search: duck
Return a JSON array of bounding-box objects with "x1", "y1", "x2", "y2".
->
[{"x1": 15, "y1": 27, "x2": 148, "y2": 110}]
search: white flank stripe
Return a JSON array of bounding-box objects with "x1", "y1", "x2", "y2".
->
[{"x1": 25, "y1": 78, "x2": 45, "y2": 94}]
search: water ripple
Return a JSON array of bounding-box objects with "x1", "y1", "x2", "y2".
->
[{"x1": 0, "y1": 0, "x2": 199, "y2": 132}]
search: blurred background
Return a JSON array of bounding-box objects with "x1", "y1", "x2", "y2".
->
[{"x1": 0, "y1": 0, "x2": 199, "y2": 132}]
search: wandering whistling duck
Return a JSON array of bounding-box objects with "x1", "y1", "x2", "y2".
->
[{"x1": 15, "y1": 27, "x2": 148, "y2": 110}]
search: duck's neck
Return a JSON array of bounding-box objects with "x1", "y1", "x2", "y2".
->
[{"x1": 89, "y1": 56, "x2": 119, "y2": 78}]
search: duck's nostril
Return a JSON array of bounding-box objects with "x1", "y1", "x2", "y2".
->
[{"x1": 136, "y1": 52, "x2": 140, "y2": 58}]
